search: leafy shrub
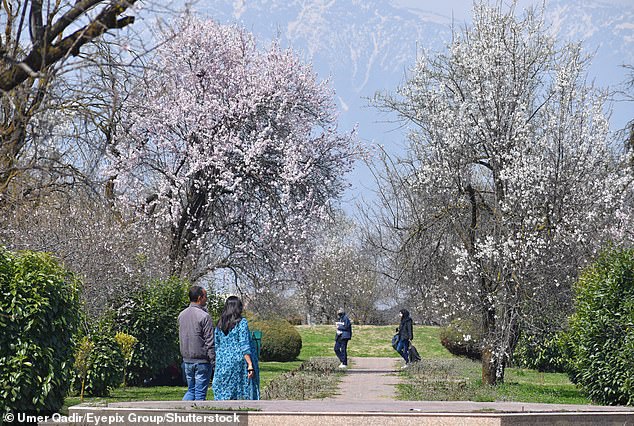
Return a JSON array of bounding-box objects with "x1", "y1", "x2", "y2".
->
[
  {"x1": 74, "y1": 337, "x2": 93, "y2": 401},
  {"x1": 439, "y1": 319, "x2": 482, "y2": 361},
  {"x1": 513, "y1": 331, "x2": 566, "y2": 373},
  {"x1": 113, "y1": 277, "x2": 189, "y2": 385},
  {"x1": 115, "y1": 332, "x2": 138, "y2": 386},
  {"x1": 565, "y1": 248, "x2": 634, "y2": 405},
  {"x1": 0, "y1": 249, "x2": 81, "y2": 416},
  {"x1": 72, "y1": 323, "x2": 124, "y2": 396},
  {"x1": 249, "y1": 318, "x2": 302, "y2": 362},
  {"x1": 113, "y1": 278, "x2": 224, "y2": 385}
]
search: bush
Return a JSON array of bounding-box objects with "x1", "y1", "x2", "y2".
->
[
  {"x1": 0, "y1": 249, "x2": 81, "y2": 416},
  {"x1": 513, "y1": 331, "x2": 566, "y2": 373},
  {"x1": 113, "y1": 278, "x2": 224, "y2": 385},
  {"x1": 72, "y1": 322, "x2": 124, "y2": 397},
  {"x1": 439, "y1": 319, "x2": 482, "y2": 361},
  {"x1": 249, "y1": 318, "x2": 302, "y2": 362},
  {"x1": 565, "y1": 248, "x2": 634, "y2": 405},
  {"x1": 74, "y1": 337, "x2": 94, "y2": 401},
  {"x1": 115, "y1": 332, "x2": 137, "y2": 387},
  {"x1": 113, "y1": 277, "x2": 189, "y2": 385}
]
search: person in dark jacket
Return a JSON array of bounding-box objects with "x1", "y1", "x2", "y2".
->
[
  {"x1": 396, "y1": 309, "x2": 413, "y2": 367},
  {"x1": 178, "y1": 286, "x2": 215, "y2": 400},
  {"x1": 334, "y1": 308, "x2": 352, "y2": 369}
]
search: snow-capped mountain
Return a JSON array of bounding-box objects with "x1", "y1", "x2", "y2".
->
[{"x1": 194, "y1": 0, "x2": 634, "y2": 207}]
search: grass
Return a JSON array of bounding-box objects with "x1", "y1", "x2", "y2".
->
[
  {"x1": 262, "y1": 358, "x2": 342, "y2": 400},
  {"x1": 296, "y1": 324, "x2": 449, "y2": 358},
  {"x1": 397, "y1": 358, "x2": 590, "y2": 405},
  {"x1": 62, "y1": 360, "x2": 302, "y2": 414},
  {"x1": 62, "y1": 386, "x2": 186, "y2": 415},
  {"x1": 62, "y1": 325, "x2": 590, "y2": 410}
]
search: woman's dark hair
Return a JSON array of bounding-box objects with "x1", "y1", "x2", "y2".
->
[
  {"x1": 399, "y1": 309, "x2": 410, "y2": 319},
  {"x1": 217, "y1": 296, "x2": 244, "y2": 335}
]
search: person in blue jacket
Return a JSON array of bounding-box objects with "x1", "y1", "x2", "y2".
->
[{"x1": 334, "y1": 308, "x2": 352, "y2": 369}]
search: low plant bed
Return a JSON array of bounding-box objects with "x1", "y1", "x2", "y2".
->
[
  {"x1": 398, "y1": 358, "x2": 590, "y2": 405},
  {"x1": 261, "y1": 357, "x2": 343, "y2": 400}
]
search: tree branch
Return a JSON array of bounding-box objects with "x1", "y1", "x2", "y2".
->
[{"x1": 0, "y1": 0, "x2": 137, "y2": 92}]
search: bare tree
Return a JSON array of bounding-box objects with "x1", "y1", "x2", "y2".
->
[
  {"x1": 0, "y1": 0, "x2": 141, "y2": 197},
  {"x1": 0, "y1": 3, "x2": 177, "y2": 314},
  {"x1": 1, "y1": 185, "x2": 170, "y2": 315}
]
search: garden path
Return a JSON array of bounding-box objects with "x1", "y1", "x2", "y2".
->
[{"x1": 326, "y1": 357, "x2": 402, "y2": 401}]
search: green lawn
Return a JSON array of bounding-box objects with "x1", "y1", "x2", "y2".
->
[
  {"x1": 62, "y1": 360, "x2": 301, "y2": 413},
  {"x1": 62, "y1": 386, "x2": 186, "y2": 414},
  {"x1": 296, "y1": 324, "x2": 449, "y2": 358},
  {"x1": 63, "y1": 325, "x2": 590, "y2": 409},
  {"x1": 498, "y1": 368, "x2": 589, "y2": 404}
]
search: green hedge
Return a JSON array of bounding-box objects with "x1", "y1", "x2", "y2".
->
[
  {"x1": 565, "y1": 248, "x2": 634, "y2": 405},
  {"x1": 0, "y1": 249, "x2": 81, "y2": 416},
  {"x1": 249, "y1": 318, "x2": 302, "y2": 362},
  {"x1": 113, "y1": 278, "x2": 224, "y2": 385}
]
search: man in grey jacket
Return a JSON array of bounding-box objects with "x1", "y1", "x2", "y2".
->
[{"x1": 179, "y1": 286, "x2": 215, "y2": 400}]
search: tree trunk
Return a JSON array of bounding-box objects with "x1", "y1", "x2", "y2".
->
[
  {"x1": 481, "y1": 292, "x2": 505, "y2": 385},
  {"x1": 481, "y1": 345, "x2": 495, "y2": 385},
  {"x1": 168, "y1": 230, "x2": 186, "y2": 277},
  {"x1": 481, "y1": 345, "x2": 506, "y2": 385}
]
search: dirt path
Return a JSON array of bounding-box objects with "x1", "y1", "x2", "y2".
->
[{"x1": 326, "y1": 357, "x2": 402, "y2": 401}]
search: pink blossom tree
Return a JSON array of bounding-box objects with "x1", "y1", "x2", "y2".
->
[{"x1": 111, "y1": 17, "x2": 358, "y2": 283}]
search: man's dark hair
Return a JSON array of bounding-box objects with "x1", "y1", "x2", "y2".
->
[{"x1": 189, "y1": 286, "x2": 205, "y2": 302}]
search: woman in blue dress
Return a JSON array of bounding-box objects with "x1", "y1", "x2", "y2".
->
[{"x1": 212, "y1": 296, "x2": 260, "y2": 400}]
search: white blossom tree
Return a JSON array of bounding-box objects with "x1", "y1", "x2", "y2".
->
[
  {"x1": 111, "y1": 16, "x2": 359, "y2": 283},
  {"x1": 301, "y1": 215, "x2": 382, "y2": 324},
  {"x1": 374, "y1": 1, "x2": 632, "y2": 384}
]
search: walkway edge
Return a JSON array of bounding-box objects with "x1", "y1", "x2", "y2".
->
[{"x1": 63, "y1": 404, "x2": 634, "y2": 426}]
